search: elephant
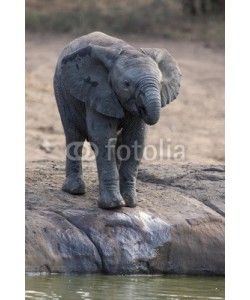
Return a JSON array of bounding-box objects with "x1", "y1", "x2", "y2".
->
[{"x1": 53, "y1": 31, "x2": 181, "y2": 209}]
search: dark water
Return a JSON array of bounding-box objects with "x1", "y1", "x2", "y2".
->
[{"x1": 25, "y1": 274, "x2": 225, "y2": 300}]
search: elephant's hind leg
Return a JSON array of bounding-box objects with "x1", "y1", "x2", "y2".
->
[
  {"x1": 54, "y1": 78, "x2": 87, "y2": 195},
  {"x1": 63, "y1": 132, "x2": 86, "y2": 195}
]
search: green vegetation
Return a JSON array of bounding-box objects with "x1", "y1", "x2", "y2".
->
[{"x1": 26, "y1": 0, "x2": 224, "y2": 45}]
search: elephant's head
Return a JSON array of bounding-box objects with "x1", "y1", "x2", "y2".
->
[{"x1": 61, "y1": 43, "x2": 181, "y2": 125}]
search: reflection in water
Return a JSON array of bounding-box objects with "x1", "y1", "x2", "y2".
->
[{"x1": 25, "y1": 274, "x2": 225, "y2": 300}]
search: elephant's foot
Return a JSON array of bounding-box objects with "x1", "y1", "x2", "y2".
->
[
  {"x1": 121, "y1": 187, "x2": 138, "y2": 208},
  {"x1": 62, "y1": 176, "x2": 86, "y2": 195},
  {"x1": 98, "y1": 189, "x2": 125, "y2": 209}
]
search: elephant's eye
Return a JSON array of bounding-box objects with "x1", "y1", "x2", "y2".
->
[{"x1": 123, "y1": 80, "x2": 130, "y2": 88}]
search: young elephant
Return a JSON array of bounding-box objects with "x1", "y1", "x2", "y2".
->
[{"x1": 54, "y1": 31, "x2": 181, "y2": 209}]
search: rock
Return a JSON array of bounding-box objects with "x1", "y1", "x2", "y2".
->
[
  {"x1": 26, "y1": 210, "x2": 102, "y2": 274},
  {"x1": 26, "y1": 160, "x2": 225, "y2": 275},
  {"x1": 40, "y1": 140, "x2": 53, "y2": 153},
  {"x1": 59, "y1": 209, "x2": 171, "y2": 274}
]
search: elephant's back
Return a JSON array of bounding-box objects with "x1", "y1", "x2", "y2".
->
[
  {"x1": 84, "y1": 31, "x2": 127, "y2": 47},
  {"x1": 57, "y1": 32, "x2": 128, "y2": 64}
]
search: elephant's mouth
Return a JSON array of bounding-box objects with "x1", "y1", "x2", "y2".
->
[
  {"x1": 130, "y1": 102, "x2": 147, "y2": 118},
  {"x1": 126, "y1": 96, "x2": 158, "y2": 125}
]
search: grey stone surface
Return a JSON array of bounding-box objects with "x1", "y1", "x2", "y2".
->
[{"x1": 26, "y1": 160, "x2": 225, "y2": 275}]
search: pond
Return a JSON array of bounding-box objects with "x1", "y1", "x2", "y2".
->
[{"x1": 25, "y1": 274, "x2": 225, "y2": 300}]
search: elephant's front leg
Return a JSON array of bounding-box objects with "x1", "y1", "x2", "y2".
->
[
  {"x1": 86, "y1": 107, "x2": 125, "y2": 209},
  {"x1": 118, "y1": 118, "x2": 146, "y2": 207}
]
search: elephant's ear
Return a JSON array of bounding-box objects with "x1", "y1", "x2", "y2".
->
[
  {"x1": 141, "y1": 48, "x2": 181, "y2": 107},
  {"x1": 61, "y1": 45, "x2": 124, "y2": 118}
]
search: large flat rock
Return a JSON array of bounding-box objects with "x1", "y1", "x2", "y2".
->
[{"x1": 26, "y1": 160, "x2": 224, "y2": 275}]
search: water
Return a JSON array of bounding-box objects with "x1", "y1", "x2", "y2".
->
[{"x1": 25, "y1": 274, "x2": 224, "y2": 300}]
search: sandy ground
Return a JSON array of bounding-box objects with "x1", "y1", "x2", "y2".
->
[{"x1": 25, "y1": 32, "x2": 224, "y2": 164}]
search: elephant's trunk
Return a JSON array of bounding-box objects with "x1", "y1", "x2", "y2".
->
[{"x1": 136, "y1": 78, "x2": 161, "y2": 125}]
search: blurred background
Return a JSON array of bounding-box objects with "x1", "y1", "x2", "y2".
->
[
  {"x1": 26, "y1": 0, "x2": 224, "y2": 44},
  {"x1": 26, "y1": 0, "x2": 225, "y2": 164}
]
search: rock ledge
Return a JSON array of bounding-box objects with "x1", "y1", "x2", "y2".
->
[{"x1": 26, "y1": 161, "x2": 225, "y2": 275}]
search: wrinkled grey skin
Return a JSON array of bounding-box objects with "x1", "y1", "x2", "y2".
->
[{"x1": 54, "y1": 32, "x2": 181, "y2": 209}]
